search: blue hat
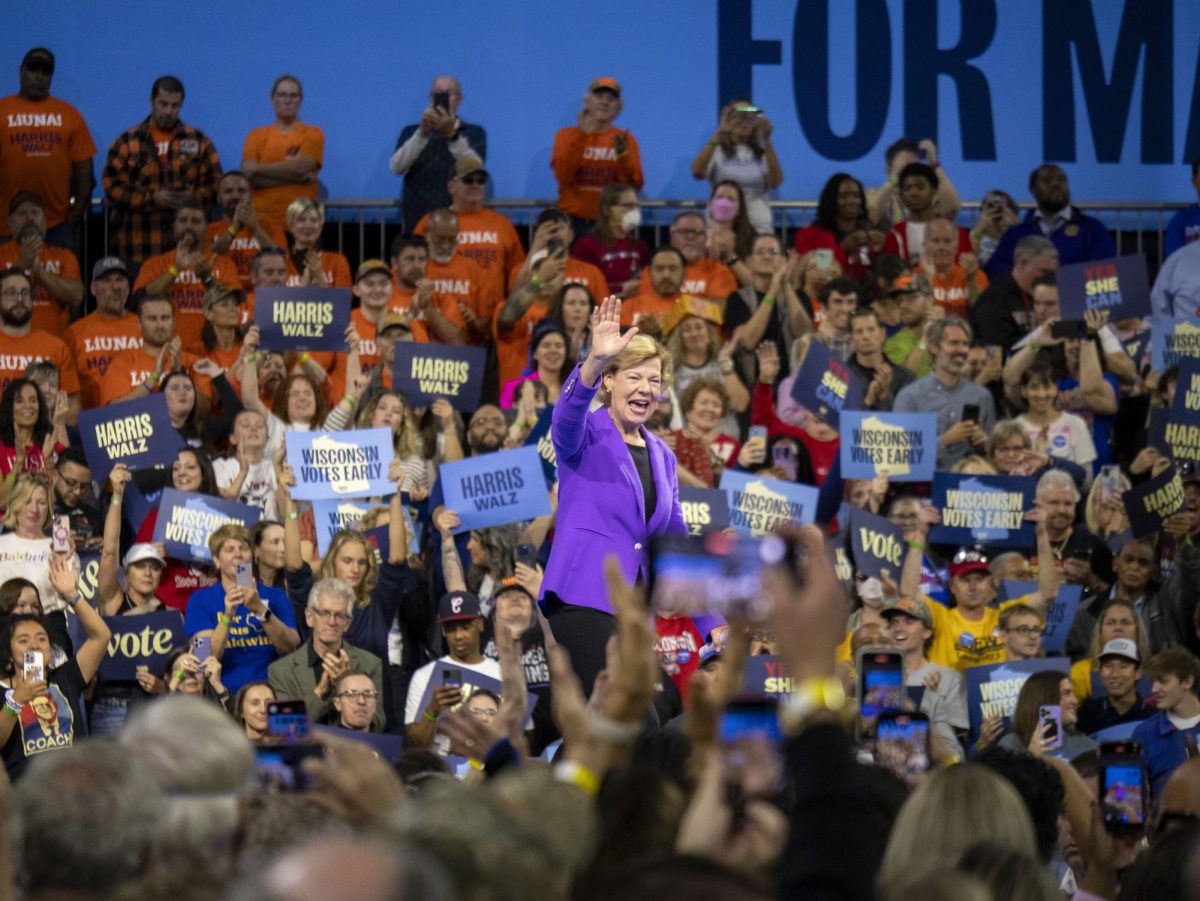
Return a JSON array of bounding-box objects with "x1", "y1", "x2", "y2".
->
[{"x1": 438, "y1": 591, "x2": 482, "y2": 623}]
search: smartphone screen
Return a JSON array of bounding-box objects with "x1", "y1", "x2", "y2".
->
[
  {"x1": 649, "y1": 532, "x2": 788, "y2": 620},
  {"x1": 442, "y1": 668, "x2": 463, "y2": 687},
  {"x1": 23, "y1": 651, "x2": 44, "y2": 684},
  {"x1": 1050, "y1": 320, "x2": 1088, "y2": 340},
  {"x1": 254, "y1": 745, "x2": 323, "y2": 792},
  {"x1": 961, "y1": 404, "x2": 981, "y2": 424},
  {"x1": 858, "y1": 649, "x2": 905, "y2": 739},
  {"x1": 267, "y1": 700, "x2": 309, "y2": 741},
  {"x1": 1101, "y1": 763, "x2": 1145, "y2": 828},
  {"x1": 1038, "y1": 705, "x2": 1063, "y2": 749},
  {"x1": 192, "y1": 635, "x2": 211, "y2": 663},
  {"x1": 433, "y1": 91, "x2": 450, "y2": 112},
  {"x1": 875, "y1": 712, "x2": 931, "y2": 783},
  {"x1": 719, "y1": 698, "x2": 783, "y2": 797}
]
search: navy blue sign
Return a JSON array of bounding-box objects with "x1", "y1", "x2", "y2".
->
[
  {"x1": 928, "y1": 473, "x2": 1037, "y2": 549},
  {"x1": 255, "y1": 286, "x2": 351, "y2": 352},
  {"x1": 523, "y1": 406, "x2": 557, "y2": 487},
  {"x1": 392, "y1": 343, "x2": 486, "y2": 411},
  {"x1": 679, "y1": 487, "x2": 732, "y2": 537},
  {"x1": 68, "y1": 610, "x2": 186, "y2": 681},
  {"x1": 849, "y1": 506, "x2": 906, "y2": 580},
  {"x1": 1123, "y1": 464, "x2": 1185, "y2": 538},
  {"x1": 1057, "y1": 256, "x2": 1150, "y2": 321},
  {"x1": 78, "y1": 393, "x2": 184, "y2": 479},
  {"x1": 788, "y1": 339, "x2": 863, "y2": 428},
  {"x1": 965, "y1": 657, "x2": 1070, "y2": 741}
]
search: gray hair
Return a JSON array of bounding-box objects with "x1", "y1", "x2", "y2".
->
[
  {"x1": 308, "y1": 576, "x2": 357, "y2": 616},
  {"x1": 1013, "y1": 235, "x2": 1058, "y2": 266},
  {"x1": 119, "y1": 696, "x2": 256, "y2": 876},
  {"x1": 927, "y1": 316, "x2": 972, "y2": 348},
  {"x1": 1036, "y1": 468, "x2": 1079, "y2": 501},
  {"x1": 989, "y1": 551, "x2": 1027, "y2": 578},
  {"x1": 13, "y1": 743, "x2": 165, "y2": 895}
]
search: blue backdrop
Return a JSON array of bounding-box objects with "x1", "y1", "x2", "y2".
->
[{"x1": 10, "y1": 0, "x2": 1200, "y2": 204}]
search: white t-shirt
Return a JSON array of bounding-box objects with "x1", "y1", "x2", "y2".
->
[
  {"x1": 1167, "y1": 712, "x2": 1200, "y2": 731},
  {"x1": 213, "y1": 457, "x2": 279, "y2": 520},
  {"x1": 707, "y1": 144, "x2": 773, "y2": 234},
  {"x1": 404, "y1": 654, "x2": 502, "y2": 756},
  {"x1": 1016, "y1": 411, "x2": 1098, "y2": 469}
]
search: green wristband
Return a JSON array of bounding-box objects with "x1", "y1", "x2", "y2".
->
[{"x1": 423, "y1": 710, "x2": 438, "y2": 723}]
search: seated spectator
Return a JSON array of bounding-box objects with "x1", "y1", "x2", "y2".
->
[
  {"x1": 881, "y1": 595, "x2": 968, "y2": 759},
  {"x1": 917, "y1": 217, "x2": 987, "y2": 319},
  {"x1": 1077, "y1": 638, "x2": 1154, "y2": 734},
  {"x1": 268, "y1": 577, "x2": 385, "y2": 730},
  {"x1": 1164, "y1": 156, "x2": 1200, "y2": 259},
  {"x1": 205, "y1": 170, "x2": 286, "y2": 291},
  {"x1": 551, "y1": 77, "x2": 643, "y2": 227},
  {"x1": 64, "y1": 256, "x2": 140, "y2": 409},
  {"x1": 971, "y1": 239, "x2": 1058, "y2": 353},
  {"x1": 1013, "y1": 363, "x2": 1098, "y2": 479},
  {"x1": 244, "y1": 245, "x2": 287, "y2": 322},
  {"x1": 997, "y1": 670, "x2": 1097, "y2": 760},
  {"x1": 0, "y1": 268, "x2": 81, "y2": 423},
  {"x1": 883, "y1": 163, "x2": 970, "y2": 266},
  {"x1": 1000, "y1": 604, "x2": 1044, "y2": 662},
  {"x1": 666, "y1": 304, "x2": 747, "y2": 435},
  {"x1": 329, "y1": 670, "x2": 382, "y2": 732},
  {"x1": 571, "y1": 182, "x2": 649, "y2": 298},
  {"x1": 673, "y1": 378, "x2": 743, "y2": 488},
  {"x1": 98, "y1": 292, "x2": 196, "y2": 406},
  {"x1": 214, "y1": 409, "x2": 278, "y2": 519},
  {"x1": 794, "y1": 172, "x2": 884, "y2": 280},
  {"x1": 986, "y1": 164, "x2": 1116, "y2": 278},
  {"x1": 510, "y1": 208, "x2": 607, "y2": 299},
  {"x1": 690, "y1": 99, "x2": 782, "y2": 234},
  {"x1": 241, "y1": 74, "x2": 323, "y2": 229},
  {"x1": 881, "y1": 272, "x2": 936, "y2": 377},
  {"x1": 1134, "y1": 648, "x2": 1200, "y2": 797},
  {"x1": 867, "y1": 137, "x2": 961, "y2": 228},
  {"x1": 197, "y1": 284, "x2": 246, "y2": 372},
  {"x1": 131, "y1": 198, "x2": 240, "y2": 354},
  {"x1": 282, "y1": 198, "x2": 350, "y2": 288},
  {"x1": 0, "y1": 554, "x2": 111, "y2": 778},
  {"x1": 847, "y1": 307, "x2": 915, "y2": 412},
  {"x1": 0, "y1": 191, "x2": 83, "y2": 333},
  {"x1": 404, "y1": 590, "x2": 500, "y2": 753},
  {"x1": 969, "y1": 189, "x2": 1021, "y2": 270},
  {"x1": 183, "y1": 522, "x2": 301, "y2": 694},
  {"x1": 499, "y1": 319, "x2": 571, "y2": 408},
  {"x1": 234, "y1": 679, "x2": 276, "y2": 742}
]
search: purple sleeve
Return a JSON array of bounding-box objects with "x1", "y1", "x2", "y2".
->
[{"x1": 551, "y1": 364, "x2": 600, "y2": 462}]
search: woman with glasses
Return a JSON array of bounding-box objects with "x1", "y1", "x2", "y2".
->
[
  {"x1": 988, "y1": 419, "x2": 1087, "y2": 491},
  {"x1": 240, "y1": 74, "x2": 323, "y2": 229}
]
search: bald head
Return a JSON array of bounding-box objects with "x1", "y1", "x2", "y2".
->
[
  {"x1": 923, "y1": 217, "x2": 959, "y2": 270},
  {"x1": 1162, "y1": 758, "x2": 1200, "y2": 818},
  {"x1": 261, "y1": 839, "x2": 452, "y2": 901},
  {"x1": 425, "y1": 209, "x2": 460, "y2": 264}
]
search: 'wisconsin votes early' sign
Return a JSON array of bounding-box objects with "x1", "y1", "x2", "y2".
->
[
  {"x1": 840, "y1": 411, "x2": 937, "y2": 481},
  {"x1": 286, "y1": 429, "x2": 395, "y2": 500}
]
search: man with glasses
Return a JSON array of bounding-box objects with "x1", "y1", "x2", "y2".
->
[
  {"x1": 635, "y1": 211, "x2": 738, "y2": 303},
  {"x1": 391, "y1": 75, "x2": 487, "y2": 232},
  {"x1": 0, "y1": 267, "x2": 81, "y2": 419},
  {"x1": 0, "y1": 49, "x2": 96, "y2": 247},
  {"x1": 268, "y1": 577, "x2": 384, "y2": 730},
  {"x1": 1000, "y1": 604, "x2": 1045, "y2": 661},
  {"x1": 727, "y1": 233, "x2": 809, "y2": 382},
  {"x1": 52, "y1": 447, "x2": 102, "y2": 550},
  {"x1": 329, "y1": 670, "x2": 383, "y2": 733},
  {"x1": 416, "y1": 158, "x2": 523, "y2": 308}
]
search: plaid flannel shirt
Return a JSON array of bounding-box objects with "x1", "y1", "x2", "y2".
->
[{"x1": 102, "y1": 118, "x2": 222, "y2": 264}]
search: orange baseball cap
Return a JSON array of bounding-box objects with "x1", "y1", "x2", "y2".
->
[{"x1": 589, "y1": 77, "x2": 621, "y2": 97}]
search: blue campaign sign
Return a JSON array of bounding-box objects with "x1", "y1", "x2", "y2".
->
[
  {"x1": 392, "y1": 343, "x2": 486, "y2": 411},
  {"x1": 788, "y1": 339, "x2": 863, "y2": 428},
  {"x1": 743, "y1": 656, "x2": 795, "y2": 697},
  {"x1": 679, "y1": 486, "x2": 731, "y2": 537},
  {"x1": 311, "y1": 498, "x2": 378, "y2": 557},
  {"x1": 840, "y1": 411, "x2": 937, "y2": 482},
  {"x1": 152, "y1": 489, "x2": 262, "y2": 564},
  {"x1": 1041, "y1": 584, "x2": 1083, "y2": 655},
  {"x1": 77, "y1": 393, "x2": 185, "y2": 479},
  {"x1": 523, "y1": 406, "x2": 558, "y2": 487},
  {"x1": 439, "y1": 446, "x2": 552, "y2": 533},
  {"x1": 254, "y1": 286, "x2": 351, "y2": 352},
  {"x1": 67, "y1": 610, "x2": 186, "y2": 681},
  {"x1": 1147, "y1": 407, "x2": 1200, "y2": 467},
  {"x1": 311, "y1": 725, "x2": 404, "y2": 762},
  {"x1": 965, "y1": 657, "x2": 1071, "y2": 741},
  {"x1": 1089, "y1": 722, "x2": 1141, "y2": 742},
  {"x1": 928, "y1": 473, "x2": 1037, "y2": 549},
  {"x1": 720, "y1": 469, "x2": 818, "y2": 537},
  {"x1": 286, "y1": 428, "x2": 395, "y2": 501},
  {"x1": 998, "y1": 580, "x2": 1038, "y2": 604},
  {"x1": 848, "y1": 506, "x2": 906, "y2": 580},
  {"x1": 1057, "y1": 256, "x2": 1151, "y2": 321},
  {"x1": 1124, "y1": 464, "x2": 1185, "y2": 538},
  {"x1": 1151, "y1": 311, "x2": 1200, "y2": 372}
]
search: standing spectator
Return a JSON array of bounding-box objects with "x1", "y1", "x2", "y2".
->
[
  {"x1": 986, "y1": 164, "x2": 1116, "y2": 278},
  {"x1": 971, "y1": 238, "x2": 1058, "y2": 353},
  {"x1": 570, "y1": 183, "x2": 649, "y2": 298},
  {"x1": 0, "y1": 192, "x2": 83, "y2": 334},
  {"x1": 64, "y1": 257, "x2": 140, "y2": 409},
  {"x1": 495, "y1": 243, "x2": 568, "y2": 387},
  {"x1": 883, "y1": 164, "x2": 971, "y2": 267},
  {"x1": 282, "y1": 198, "x2": 350, "y2": 288},
  {"x1": 867, "y1": 137, "x2": 960, "y2": 228},
  {"x1": 847, "y1": 307, "x2": 914, "y2": 412},
  {"x1": 548, "y1": 281, "x2": 597, "y2": 365},
  {"x1": 348, "y1": 258, "x2": 401, "y2": 366},
  {"x1": 204, "y1": 171, "x2": 286, "y2": 291},
  {"x1": 690, "y1": 99, "x2": 782, "y2": 234},
  {"x1": 705, "y1": 181, "x2": 757, "y2": 279},
  {"x1": 882, "y1": 272, "x2": 937, "y2": 377},
  {"x1": 918, "y1": 217, "x2": 987, "y2": 319},
  {"x1": 214, "y1": 409, "x2": 276, "y2": 519},
  {"x1": 499, "y1": 319, "x2": 570, "y2": 408},
  {"x1": 131, "y1": 199, "x2": 240, "y2": 354},
  {"x1": 390, "y1": 75, "x2": 486, "y2": 233},
  {"x1": 636, "y1": 211, "x2": 739, "y2": 302},
  {"x1": 813, "y1": 277, "x2": 858, "y2": 363},
  {"x1": 1151, "y1": 233, "x2": 1200, "y2": 319},
  {"x1": 794, "y1": 173, "x2": 885, "y2": 281},
  {"x1": 241, "y1": 74, "x2": 323, "y2": 229},
  {"x1": 969, "y1": 189, "x2": 1021, "y2": 269},
  {"x1": 666, "y1": 307, "x2": 747, "y2": 435},
  {"x1": 421, "y1": 208, "x2": 494, "y2": 345},
  {"x1": 893, "y1": 317, "x2": 995, "y2": 469},
  {"x1": 0, "y1": 475, "x2": 74, "y2": 618},
  {"x1": 0, "y1": 49, "x2": 95, "y2": 246},
  {"x1": 184, "y1": 523, "x2": 300, "y2": 694},
  {"x1": 0, "y1": 269, "x2": 80, "y2": 420},
  {"x1": 1134, "y1": 648, "x2": 1200, "y2": 798},
  {"x1": 415, "y1": 158, "x2": 524, "y2": 302},
  {"x1": 1163, "y1": 156, "x2": 1200, "y2": 259},
  {"x1": 102, "y1": 76, "x2": 222, "y2": 267},
  {"x1": 551, "y1": 78, "x2": 643, "y2": 228},
  {"x1": 727, "y1": 234, "x2": 809, "y2": 383}
]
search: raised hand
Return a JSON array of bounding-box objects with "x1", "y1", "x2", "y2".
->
[
  {"x1": 755, "y1": 341, "x2": 780, "y2": 383},
  {"x1": 587, "y1": 296, "x2": 637, "y2": 364}
]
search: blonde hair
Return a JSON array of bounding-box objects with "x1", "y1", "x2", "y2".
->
[
  {"x1": 208, "y1": 523, "x2": 252, "y2": 560},
  {"x1": 1085, "y1": 598, "x2": 1150, "y2": 669},
  {"x1": 878, "y1": 765, "x2": 1036, "y2": 888},
  {"x1": 599, "y1": 334, "x2": 673, "y2": 404},
  {"x1": 318, "y1": 530, "x2": 379, "y2": 607},
  {"x1": 665, "y1": 316, "x2": 719, "y2": 370},
  {"x1": 285, "y1": 197, "x2": 324, "y2": 231},
  {"x1": 951, "y1": 455, "x2": 998, "y2": 475},
  {"x1": 2, "y1": 476, "x2": 50, "y2": 533}
]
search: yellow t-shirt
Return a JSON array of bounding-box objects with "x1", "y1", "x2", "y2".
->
[
  {"x1": 1071, "y1": 658, "x2": 1093, "y2": 702},
  {"x1": 926, "y1": 595, "x2": 1033, "y2": 673}
]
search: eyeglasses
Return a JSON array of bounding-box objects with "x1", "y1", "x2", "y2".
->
[
  {"x1": 749, "y1": 631, "x2": 776, "y2": 643},
  {"x1": 1006, "y1": 626, "x2": 1043, "y2": 637},
  {"x1": 1, "y1": 289, "x2": 32, "y2": 300},
  {"x1": 336, "y1": 689, "x2": 378, "y2": 701},
  {"x1": 460, "y1": 176, "x2": 487, "y2": 186},
  {"x1": 471, "y1": 416, "x2": 506, "y2": 428},
  {"x1": 57, "y1": 475, "x2": 88, "y2": 492},
  {"x1": 752, "y1": 248, "x2": 781, "y2": 256},
  {"x1": 311, "y1": 609, "x2": 351, "y2": 623}
]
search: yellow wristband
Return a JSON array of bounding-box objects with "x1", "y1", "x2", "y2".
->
[
  {"x1": 555, "y1": 761, "x2": 600, "y2": 795},
  {"x1": 217, "y1": 614, "x2": 231, "y2": 627},
  {"x1": 168, "y1": 265, "x2": 179, "y2": 278},
  {"x1": 467, "y1": 758, "x2": 485, "y2": 771},
  {"x1": 298, "y1": 352, "x2": 311, "y2": 365},
  {"x1": 226, "y1": 224, "x2": 238, "y2": 237}
]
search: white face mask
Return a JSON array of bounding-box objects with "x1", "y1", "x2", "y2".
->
[
  {"x1": 858, "y1": 577, "x2": 884, "y2": 603},
  {"x1": 620, "y1": 208, "x2": 642, "y2": 232}
]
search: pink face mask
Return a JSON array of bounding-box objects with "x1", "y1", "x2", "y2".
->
[{"x1": 709, "y1": 196, "x2": 738, "y2": 223}]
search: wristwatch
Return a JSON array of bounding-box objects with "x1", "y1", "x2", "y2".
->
[{"x1": 261, "y1": 607, "x2": 273, "y2": 624}]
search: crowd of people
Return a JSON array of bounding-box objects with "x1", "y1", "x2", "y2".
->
[{"x1": 0, "y1": 46, "x2": 1199, "y2": 901}]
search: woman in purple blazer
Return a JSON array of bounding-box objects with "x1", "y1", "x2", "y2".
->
[{"x1": 542, "y1": 296, "x2": 687, "y2": 693}]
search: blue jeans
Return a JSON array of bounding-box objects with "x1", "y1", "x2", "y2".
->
[{"x1": 88, "y1": 697, "x2": 130, "y2": 737}]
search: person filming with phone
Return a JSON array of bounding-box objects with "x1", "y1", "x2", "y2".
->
[
  {"x1": 0, "y1": 553, "x2": 111, "y2": 778},
  {"x1": 184, "y1": 523, "x2": 299, "y2": 695}
]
